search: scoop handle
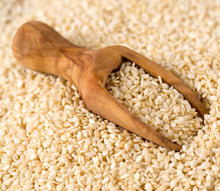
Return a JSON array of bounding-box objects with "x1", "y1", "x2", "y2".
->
[{"x1": 12, "y1": 21, "x2": 84, "y2": 77}]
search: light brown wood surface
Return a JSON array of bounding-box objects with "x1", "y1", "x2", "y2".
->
[{"x1": 12, "y1": 21, "x2": 207, "y2": 151}]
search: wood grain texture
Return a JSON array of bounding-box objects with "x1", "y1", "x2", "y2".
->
[{"x1": 12, "y1": 21, "x2": 207, "y2": 151}]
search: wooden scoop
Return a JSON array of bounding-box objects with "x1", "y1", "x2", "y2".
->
[{"x1": 12, "y1": 21, "x2": 206, "y2": 151}]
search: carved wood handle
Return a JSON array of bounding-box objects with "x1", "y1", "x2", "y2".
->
[{"x1": 12, "y1": 21, "x2": 84, "y2": 78}]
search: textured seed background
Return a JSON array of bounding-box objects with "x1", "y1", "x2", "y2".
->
[{"x1": 0, "y1": 0, "x2": 219, "y2": 190}]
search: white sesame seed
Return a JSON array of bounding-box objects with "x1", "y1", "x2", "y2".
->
[{"x1": 1, "y1": 0, "x2": 219, "y2": 190}]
